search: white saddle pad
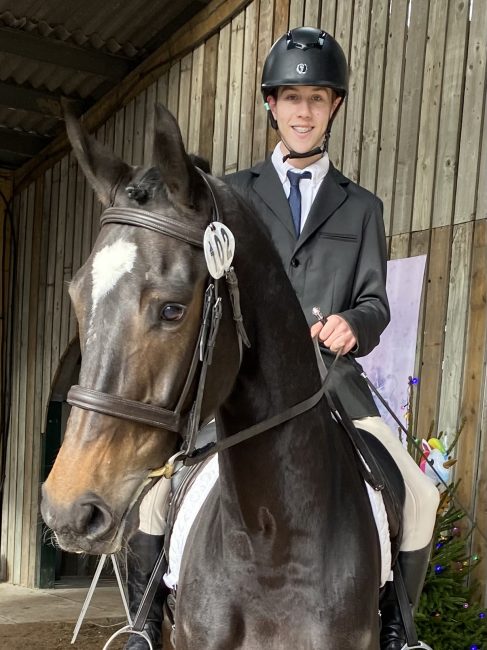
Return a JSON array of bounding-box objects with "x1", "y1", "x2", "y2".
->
[
  {"x1": 164, "y1": 457, "x2": 391, "y2": 589},
  {"x1": 164, "y1": 455, "x2": 219, "y2": 589}
]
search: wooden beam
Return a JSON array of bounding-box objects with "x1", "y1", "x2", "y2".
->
[
  {"x1": 143, "y1": 0, "x2": 211, "y2": 53},
  {"x1": 14, "y1": 0, "x2": 253, "y2": 193},
  {"x1": 0, "y1": 151, "x2": 31, "y2": 170},
  {"x1": 0, "y1": 127, "x2": 51, "y2": 157},
  {"x1": 0, "y1": 26, "x2": 132, "y2": 79},
  {"x1": 0, "y1": 81, "x2": 88, "y2": 119}
]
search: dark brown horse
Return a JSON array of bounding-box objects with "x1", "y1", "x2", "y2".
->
[{"x1": 41, "y1": 105, "x2": 383, "y2": 648}]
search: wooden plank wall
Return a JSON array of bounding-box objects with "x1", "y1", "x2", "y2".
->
[
  {"x1": 0, "y1": 170, "x2": 13, "y2": 582},
  {"x1": 2, "y1": 0, "x2": 487, "y2": 592}
]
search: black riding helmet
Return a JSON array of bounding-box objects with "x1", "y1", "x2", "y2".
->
[{"x1": 261, "y1": 27, "x2": 349, "y2": 159}]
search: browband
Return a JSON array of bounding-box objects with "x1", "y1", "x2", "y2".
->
[{"x1": 101, "y1": 207, "x2": 205, "y2": 248}]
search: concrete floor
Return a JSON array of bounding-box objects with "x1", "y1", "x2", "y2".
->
[{"x1": 0, "y1": 581, "x2": 125, "y2": 625}]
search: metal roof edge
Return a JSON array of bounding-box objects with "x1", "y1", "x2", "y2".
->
[{"x1": 13, "y1": 0, "x2": 253, "y2": 194}]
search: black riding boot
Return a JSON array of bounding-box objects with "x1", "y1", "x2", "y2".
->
[
  {"x1": 380, "y1": 544, "x2": 431, "y2": 650},
  {"x1": 124, "y1": 531, "x2": 166, "y2": 649}
]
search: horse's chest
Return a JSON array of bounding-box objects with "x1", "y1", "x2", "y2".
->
[
  {"x1": 177, "y1": 553, "x2": 378, "y2": 650},
  {"x1": 176, "y1": 587, "x2": 377, "y2": 650}
]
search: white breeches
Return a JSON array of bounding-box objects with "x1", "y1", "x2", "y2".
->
[
  {"x1": 139, "y1": 476, "x2": 171, "y2": 535},
  {"x1": 353, "y1": 416, "x2": 440, "y2": 552}
]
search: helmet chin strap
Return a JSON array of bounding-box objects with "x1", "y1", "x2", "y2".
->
[
  {"x1": 280, "y1": 128, "x2": 331, "y2": 164},
  {"x1": 282, "y1": 145, "x2": 324, "y2": 163}
]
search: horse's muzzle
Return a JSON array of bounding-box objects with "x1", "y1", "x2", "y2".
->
[{"x1": 40, "y1": 488, "x2": 123, "y2": 554}]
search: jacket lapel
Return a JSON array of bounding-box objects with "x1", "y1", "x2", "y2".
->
[
  {"x1": 295, "y1": 165, "x2": 348, "y2": 252},
  {"x1": 251, "y1": 160, "x2": 296, "y2": 237}
]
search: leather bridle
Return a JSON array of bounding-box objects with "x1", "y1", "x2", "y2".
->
[
  {"x1": 67, "y1": 170, "x2": 235, "y2": 465},
  {"x1": 66, "y1": 170, "x2": 331, "y2": 480}
]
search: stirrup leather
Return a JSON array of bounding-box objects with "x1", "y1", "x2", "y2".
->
[{"x1": 394, "y1": 564, "x2": 432, "y2": 650}]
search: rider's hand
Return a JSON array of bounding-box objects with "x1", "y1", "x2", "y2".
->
[{"x1": 310, "y1": 314, "x2": 357, "y2": 355}]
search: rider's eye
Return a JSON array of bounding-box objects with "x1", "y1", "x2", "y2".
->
[{"x1": 160, "y1": 304, "x2": 186, "y2": 321}]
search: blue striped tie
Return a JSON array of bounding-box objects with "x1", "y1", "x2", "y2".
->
[{"x1": 287, "y1": 170, "x2": 311, "y2": 236}]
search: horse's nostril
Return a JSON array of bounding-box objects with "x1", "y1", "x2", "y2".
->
[
  {"x1": 86, "y1": 502, "x2": 111, "y2": 537},
  {"x1": 73, "y1": 496, "x2": 113, "y2": 539}
]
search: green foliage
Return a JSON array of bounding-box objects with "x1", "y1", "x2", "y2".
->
[{"x1": 416, "y1": 490, "x2": 487, "y2": 650}]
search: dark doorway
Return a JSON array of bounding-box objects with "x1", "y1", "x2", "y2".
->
[{"x1": 39, "y1": 337, "x2": 115, "y2": 587}]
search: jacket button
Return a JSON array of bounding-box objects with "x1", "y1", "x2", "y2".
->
[{"x1": 290, "y1": 258, "x2": 300, "y2": 267}]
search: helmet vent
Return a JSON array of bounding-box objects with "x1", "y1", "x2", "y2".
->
[{"x1": 286, "y1": 28, "x2": 328, "y2": 51}]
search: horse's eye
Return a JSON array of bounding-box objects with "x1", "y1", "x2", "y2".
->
[{"x1": 160, "y1": 304, "x2": 185, "y2": 321}]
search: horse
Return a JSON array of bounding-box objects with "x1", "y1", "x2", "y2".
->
[{"x1": 41, "y1": 104, "x2": 387, "y2": 649}]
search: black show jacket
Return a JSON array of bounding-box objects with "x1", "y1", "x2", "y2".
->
[{"x1": 225, "y1": 159, "x2": 390, "y2": 419}]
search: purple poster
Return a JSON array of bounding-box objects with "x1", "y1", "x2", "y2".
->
[{"x1": 360, "y1": 255, "x2": 427, "y2": 437}]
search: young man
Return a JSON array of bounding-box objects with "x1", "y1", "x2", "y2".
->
[{"x1": 225, "y1": 27, "x2": 439, "y2": 650}]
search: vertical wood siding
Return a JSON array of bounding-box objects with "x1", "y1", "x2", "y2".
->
[{"x1": 2, "y1": 0, "x2": 487, "y2": 595}]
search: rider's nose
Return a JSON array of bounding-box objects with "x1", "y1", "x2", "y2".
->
[{"x1": 296, "y1": 99, "x2": 312, "y2": 117}]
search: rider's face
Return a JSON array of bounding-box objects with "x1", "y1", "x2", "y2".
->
[{"x1": 267, "y1": 86, "x2": 341, "y2": 168}]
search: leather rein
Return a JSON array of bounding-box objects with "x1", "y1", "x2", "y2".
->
[{"x1": 66, "y1": 170, "x2": 329, "y2": 479}]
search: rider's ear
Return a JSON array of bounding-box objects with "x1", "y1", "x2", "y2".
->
[
  {"x1": 152, "y1": 103, "x2": 202, "y2": 209},
  {"x1": 63, "y1": 101, "x2": 131, "y2": 208}
]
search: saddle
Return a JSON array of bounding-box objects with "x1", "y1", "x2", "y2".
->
[{"x1": 162, "y1": 396, "x2": 406, "y2": 587}]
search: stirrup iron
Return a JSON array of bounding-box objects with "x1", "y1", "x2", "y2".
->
[{"x1": 102, "y1": 626, "x2": 153, "y2": 649}]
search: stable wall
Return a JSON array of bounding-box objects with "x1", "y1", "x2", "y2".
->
[
  {"x1": 1, "y1": 0, "x2": 487, "y2": 591},
  {"x1": 0, "y1": 170, "x2": 13, "y2": 542}
]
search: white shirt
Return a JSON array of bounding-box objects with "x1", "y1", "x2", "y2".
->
[{"x1": 271, "y1": 143, "x2": 330, "y2": 233}]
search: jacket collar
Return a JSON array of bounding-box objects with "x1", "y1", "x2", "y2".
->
[
  {"x1": 250, "y1": 159, "x2": 349, "y2": 250},
  {"x1": 252, "y1": 159, "x2": 295, "y2": 237}
]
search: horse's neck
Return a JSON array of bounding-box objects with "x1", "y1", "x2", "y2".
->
[
  {"x1": 216, "y1": 319, "x2": 334, "y2": 529},
  {"x1": 211, "y1": 210, "x2": 338, "y2": 529}
]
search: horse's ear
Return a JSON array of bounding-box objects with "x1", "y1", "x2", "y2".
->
[
  {"x1": 152, "y1": 104, "x2": 200, "y2": 208},
  {"x1": 63, "y1": 104, "x2": 131, "y2": 207}
]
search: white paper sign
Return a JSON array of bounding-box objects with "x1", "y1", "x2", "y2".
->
[{"x1": 361, "y1": 255, "x2": 427, "y2": 436}]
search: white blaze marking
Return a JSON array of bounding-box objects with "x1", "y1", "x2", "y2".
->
[
  {"x1": 91, "y1": 240, "x2": 137, "y2": 310},
  {"x1": 87, "y1": 240, "x2": 137, "y2": 343}
]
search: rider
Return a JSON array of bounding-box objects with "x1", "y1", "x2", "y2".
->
[
  {"x1": 124, "y1": 27, "x2": 440, "y2": 650},
  {"x1": 224, "y1": 26, "x2": 440, "y2": 650}
]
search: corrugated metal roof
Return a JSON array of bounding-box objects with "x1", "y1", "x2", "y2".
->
[{"x1": 0, "y1": 0, "x2": 210, "y2": 169}]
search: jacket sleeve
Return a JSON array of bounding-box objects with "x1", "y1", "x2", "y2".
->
[{"x1": 338, "y1": 198, "x2": 390, "y2": 357}]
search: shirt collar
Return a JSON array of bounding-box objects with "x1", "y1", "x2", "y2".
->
[{"x1": 271, "y1": 142, "x2": 330, "y2": 185}]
